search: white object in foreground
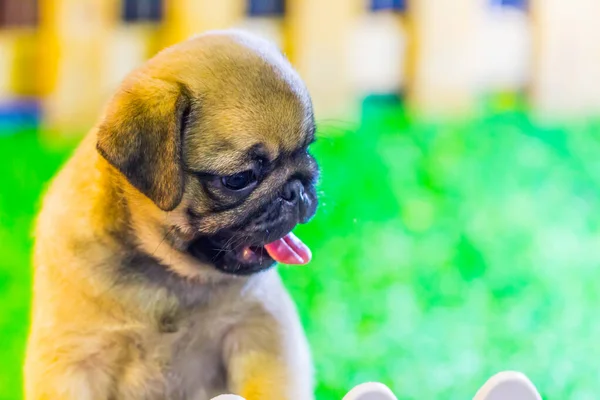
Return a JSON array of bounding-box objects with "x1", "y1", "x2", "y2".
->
[
  {"x1": 474, "y1": 371, "x2": 542, "y2": 400},
  {"x1": 210, "y1": 370, "x2": 542, "y2": 400}
]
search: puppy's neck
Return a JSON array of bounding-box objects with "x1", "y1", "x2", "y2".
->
[{"x1": 94, "y1": 154, "x2": 232, "y2": 290}]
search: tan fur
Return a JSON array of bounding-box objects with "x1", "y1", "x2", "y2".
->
[{"x1": 25, "y1": 30, "x2": 315, "y2": 400}]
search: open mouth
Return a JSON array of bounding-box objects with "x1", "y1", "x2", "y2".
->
[
  {"x1": 187, "y1": 231, "x2": 312, "y2": 275},
  {"x1": 241, "y1": 232, "x2": 311, "y2": 265}
]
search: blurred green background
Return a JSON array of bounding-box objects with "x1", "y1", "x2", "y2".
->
[{"x1": 3, "y1": 100, "x2": 600, "y2": 399}]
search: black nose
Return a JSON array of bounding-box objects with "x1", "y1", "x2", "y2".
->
[{"x1": 281, "y1": 179, "x2": 305, "y2": 205}]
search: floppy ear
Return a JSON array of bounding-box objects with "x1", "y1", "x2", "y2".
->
[{"x1": 97, "y1": 76, "x2": 191, "y2": 211}]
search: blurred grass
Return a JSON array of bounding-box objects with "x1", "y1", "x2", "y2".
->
[
  {"x1": 0, "y1": 130, "x2": 70, "y2": 400},
  {"x1": 2, "y1": 107, "x2": 600, "y2": 399}
]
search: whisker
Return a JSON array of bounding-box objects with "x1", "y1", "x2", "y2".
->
[
  {"x1": 151, "y1": 226, "x2": 176, "y2": 257},
  {"x1": 211, "y1": 230, "x2": 244, "y2": 261}
]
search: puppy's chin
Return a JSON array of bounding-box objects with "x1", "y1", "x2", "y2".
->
[{"x1": 187, "y1": 236, "x2": 277, "y2": 276}]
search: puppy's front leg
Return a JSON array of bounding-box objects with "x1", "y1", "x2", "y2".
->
[{"x1": 223, "y1": 296, "x2": 314, "y2": 400}]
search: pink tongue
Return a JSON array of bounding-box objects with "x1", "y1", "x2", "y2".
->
[{"x1": 264, "y1": 232, "x2": 312, "y2": 265}]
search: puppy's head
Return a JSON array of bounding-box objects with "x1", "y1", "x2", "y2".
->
[{"x1": 97, "y1": 31, "x2": 318, "y2": 276}]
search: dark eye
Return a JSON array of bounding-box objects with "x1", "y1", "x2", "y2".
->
[{"x1": 221, "y1": 170, "x2": 257, "y2": 191}]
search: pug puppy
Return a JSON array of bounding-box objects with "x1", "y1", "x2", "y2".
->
[{"x1": 24, "y1": 30, "x2": 318, "y2": 400}]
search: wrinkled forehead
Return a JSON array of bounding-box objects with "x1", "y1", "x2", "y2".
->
[
  {"x1": 172, "y1": 33, "x2": 314, "y2": 174},
  {"x1": 184, "y1": 94, "x2": 315, "y2": 175}
]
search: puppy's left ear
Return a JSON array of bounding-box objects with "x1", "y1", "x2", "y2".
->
[{"x1": 97, "y1": 76, "x2": 191, "y2": 211}]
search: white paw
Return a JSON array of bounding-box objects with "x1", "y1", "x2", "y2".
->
[
  {"x1": 342, "y1": 382, "x2": 398, "y2": 400},
  {"x1": 210, "y1": 395, "x2": 245, "y2": 400},
  {"x1": 473, "y1": 371, "x2": 542, "y2": 400}
]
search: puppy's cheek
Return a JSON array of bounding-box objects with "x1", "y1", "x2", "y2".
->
[
  {"x1": 188, "y1": 212, "x2": 246, "y2": 235},
  {"x1": 162, "y1": 225, "x2": 194, "y2": 250},
  {"x1": 166, "y1": 216, "x2": 197, "y2": 242},
  {"x1": 244, "y1": 212, "x2": 283, "y2": 236},
  {"x1": 181, "y1": 188, "x2": 221, "y2": 230},
  {"x1": 183, "y1": 181, "x2": 213, "y2": 212}
]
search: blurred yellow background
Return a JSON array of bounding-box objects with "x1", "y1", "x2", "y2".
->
[{"x1": 3, "y1": 0, "x2": 600, "y2": 133}]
